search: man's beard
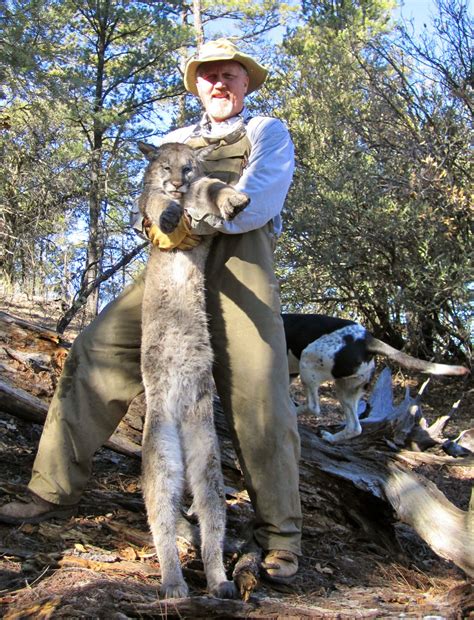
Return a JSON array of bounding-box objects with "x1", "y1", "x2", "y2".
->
[{"x1": 207, "y1": 97, "x2": 234, "y2": 120}]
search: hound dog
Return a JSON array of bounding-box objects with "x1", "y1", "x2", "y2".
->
[{"x1": 282, "y1": 313, "x2": 469, "y2": 443}]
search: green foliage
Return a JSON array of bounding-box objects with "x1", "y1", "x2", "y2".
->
[
  {"x1": 301, "y1": 0, "x2": 395, "y2": 32},
  {"x1": 1, "y1": 0, "x2": 292, "y2": 322},
  {"x1": 1, "y1": 0, "x2": 471, "y2": 359},
  {"x1": 270, "y1": 0, "x2": 472, "y2": 362},
  {"x1": 0, "y1": 87, "x2": 86, "y2": 291},
  {"x1": 1, "y1": 0, "x2": 190, "y2": 312}
]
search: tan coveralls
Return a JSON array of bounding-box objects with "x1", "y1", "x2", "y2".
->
[{"x1": 28, "y1": 131, "x2": 302, "y2": 555}]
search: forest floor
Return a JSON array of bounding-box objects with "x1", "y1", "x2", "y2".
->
[{"x1": 0, "y1": 294, "x2": 472, "y2": 619}]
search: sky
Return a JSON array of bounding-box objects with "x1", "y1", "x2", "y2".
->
[{"x1": 396, "y1": 0, "x2": 439, "y2": 30}]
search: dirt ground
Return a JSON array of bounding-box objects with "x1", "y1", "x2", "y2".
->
[{"x1": 0, "y1": 295, "x2": 472, "y2": 618}]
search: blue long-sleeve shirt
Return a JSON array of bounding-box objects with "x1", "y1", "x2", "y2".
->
[{"x1": 132, "y1": 112, "x2": 295, "y2": 236}]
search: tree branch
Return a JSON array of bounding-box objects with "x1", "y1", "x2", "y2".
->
[{"x1": 56, "y1": 240, "x2": 147, "y2": 334}]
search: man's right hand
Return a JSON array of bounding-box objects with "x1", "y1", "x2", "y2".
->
[{"x1": 143, "y1": 215, "x2": 201, "y2": 251}]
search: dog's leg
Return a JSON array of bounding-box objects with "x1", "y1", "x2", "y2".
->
[
  {"x1": 142, "y1": 415, "x2": 188, "y2": 599},
  {"x1": 321, "y1": 358, "x2": 374, "y2": 442},
  {"x1": 297, "y1": 375, "x2": 322, "y2": 416},
  {"x1": 296, "y1": 347, "x2": 329, "y2": 416},
  {"x1": 181, "y1": 393, "x2": 237, "y2": 599},
  {"x1": 320, "y1": 377, "x2": 363, "y2": 442}
]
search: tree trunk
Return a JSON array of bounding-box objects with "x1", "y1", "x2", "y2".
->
[
  {"x1": 192, "y1": 0, "x2": 204, "y2": 49},
  {"x1": 85, "y1": 137, "x2": 103, "y2": 318}
]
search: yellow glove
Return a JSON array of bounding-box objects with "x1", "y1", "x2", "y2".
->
[{"x1": 144, "y1": 214, "x2": 201, "y2": 251}]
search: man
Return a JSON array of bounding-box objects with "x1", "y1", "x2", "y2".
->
[{"x1": 0, "y1": 39, "x2": 302, "y2": 584}]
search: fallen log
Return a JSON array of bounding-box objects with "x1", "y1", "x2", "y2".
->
[
  {"x1": 0, "y1": 379, "x2": 48, "y2": 425},
  {"x1": 385, "y1": 462, "x2": 473, "y2": 577},
  {"x1": 288, "y1": 370, "x2": 474, "y2": 577},
  {"x1": 1, "y1": 578, "x2": 345, "y2": 619},
  {"x1": 0, "y1": 379, "x2": 140, "y2": 459},
  {"x1": 0, "y1": 310, "x2": 69, "y2": 348}
]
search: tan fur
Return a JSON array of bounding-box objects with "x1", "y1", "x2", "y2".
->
[{"x1": 138, "y1": 141, "x2": 249, "y2": 599}]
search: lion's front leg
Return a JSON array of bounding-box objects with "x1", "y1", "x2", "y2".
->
[
  {"x1": 140, "y1": 192, "x2": 183, "y2": 233},
  {"x1": 159, "y1": 200, "x2": 183, "y2": 233},
  {"x1": 207, "y1": 181, "x2": 250, "y2": 220}
]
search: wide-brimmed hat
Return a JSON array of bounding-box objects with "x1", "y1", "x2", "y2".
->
[{"x1": 184, "y1": 38, "x2": 268, "y2": 96}]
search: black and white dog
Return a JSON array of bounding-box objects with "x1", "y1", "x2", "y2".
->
[{"x1": 282, "y1": 313, "x2": 469, "y2": 443}]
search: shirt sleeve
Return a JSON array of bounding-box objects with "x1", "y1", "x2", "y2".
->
[{"x1": 205, "y1": 117, "x2": 295, "y2": 235}]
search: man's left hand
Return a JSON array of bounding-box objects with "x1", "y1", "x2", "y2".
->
[{"x1": 144, "y1": 215, "x2": 202, "y2": 251}]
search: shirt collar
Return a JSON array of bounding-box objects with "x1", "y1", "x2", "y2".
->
[{"x1": 198, "y1": 107, "x2": 249, "y2": 141}]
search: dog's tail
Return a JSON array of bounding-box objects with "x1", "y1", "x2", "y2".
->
[{"x1": 366, "y1": 335, "x2": 470, "y2": 376}]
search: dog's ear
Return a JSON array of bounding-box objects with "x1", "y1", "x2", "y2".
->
[{"x1": 138, "y1": 141, "x2": 160, "y2": 161}]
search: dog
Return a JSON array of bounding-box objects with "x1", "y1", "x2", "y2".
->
[{"x1": 282, "y1": 313, "x2": 469, "y2": 443}]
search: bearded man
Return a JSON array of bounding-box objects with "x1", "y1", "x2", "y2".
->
[{"x1": 0, "y1": 39, "x2": 302, "y2": 585}]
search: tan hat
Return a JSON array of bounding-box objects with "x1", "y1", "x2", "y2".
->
[{"x1": 184, "y1": 38, "x2": 268, "y2": 96}]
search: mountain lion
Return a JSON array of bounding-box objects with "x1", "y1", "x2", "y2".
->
[{"x1": 138, "y1": 141, "x2": 249, "y2": 599}]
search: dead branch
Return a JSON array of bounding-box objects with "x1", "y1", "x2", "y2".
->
[{"x1": 56, "y1": 241, "x2": 147, "y2": 334}]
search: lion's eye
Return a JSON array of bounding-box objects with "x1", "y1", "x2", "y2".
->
[
  {"x1": 183, "y1": 166, "x2": 192, "y2": 174},
  {"x1": 162, "y1": 165, "x2": 171, "y2": 172}
]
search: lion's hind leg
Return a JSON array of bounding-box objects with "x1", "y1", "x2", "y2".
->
[
  {"x1": 142, "y1": 414, "x2": 188, "y2": 599},
  {"x1": 182, "y1": 396, "x2": 237, "y2": 599}
]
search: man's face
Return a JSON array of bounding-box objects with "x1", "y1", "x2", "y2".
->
[{"x1": 196, "y1": 60, "x2": 249, "y2": 122}]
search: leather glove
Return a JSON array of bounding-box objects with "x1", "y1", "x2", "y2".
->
[{"x1": 143, "y1": 214, "x2": 201, "y2": 251}]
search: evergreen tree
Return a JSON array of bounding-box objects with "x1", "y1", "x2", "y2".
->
[{"x1": 267, "y1": 0, "x2": 471, "y2": 361}]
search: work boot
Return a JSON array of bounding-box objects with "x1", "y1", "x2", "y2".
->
[
  {"x1": 261, "y1": 549, "x2": 299, "y2": 584},
  {"x1": 0, "y1": 493, "x2": 77, "y2": 525}
]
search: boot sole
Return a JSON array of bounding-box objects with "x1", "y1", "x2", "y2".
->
[
  {"x1": 0, "y1": 506, "x2": 77, "y2": 525},
  {"x1": 261, "y1": 571, "x2": 297, "y2": 585}
]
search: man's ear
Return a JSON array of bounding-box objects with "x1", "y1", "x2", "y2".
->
[
  {"x1": 138, "y1": 141, "x2": 160, "y2": 161},
  {"x1": 195, "y1": 144, "x2": 218, "y2": 160}
]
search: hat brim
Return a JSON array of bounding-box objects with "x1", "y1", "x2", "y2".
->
[{"x1": 184, "y1": 53, "x2": 268, "y2": 96}]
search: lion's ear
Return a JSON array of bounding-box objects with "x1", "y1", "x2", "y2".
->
[
  {"x1": 138, "y1": 141, "x2": 160, "y2": 161},
  {"x1": 195, "y1": 144, "x2": 217, "y2": 161}
]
